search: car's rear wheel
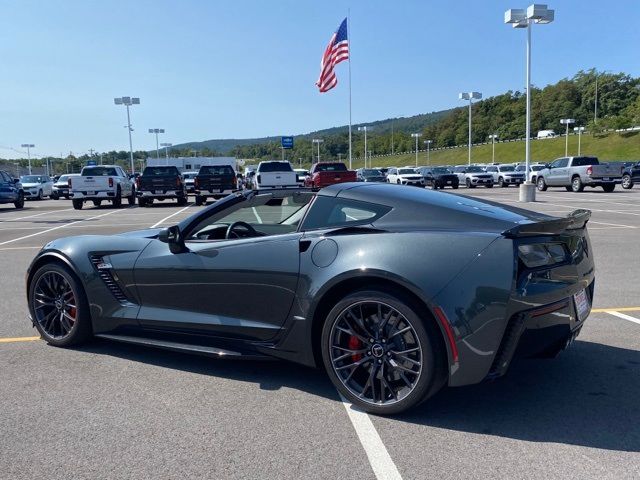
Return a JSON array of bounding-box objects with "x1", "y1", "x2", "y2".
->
[
  {"x1": 128, "y1": 188, "x2": 136, "y2": 206},
  {"x1": 14, "y1": 192, "x2": 24, "y2": 209},
  {"x1": 536, "y1": 176, "x2": 547, "y2": 191},
  {"x1": 112, "y1": 188, "x2": 122, "y2": 208},
  {"x1": 571, "y1": 176, "x2": 584, "y2": 192},
  {"x1": 28, "y1": 263, "x2": 92, "y2": 347},
  {"x1": 177, "y1": 195, "x2": 188, "y2": 206},
  {"x1": 602, "y1": 184, "x2": 615, "y2": 193},
  {"x1": 621, "y1": 174, "x2": 633, "y2": 189},
  {"x1": 195, "y1": 195, "x2": 204, "y2": 206},
  {"x1": 138, "y1": 197, "x2": 147, "y2": 207},
  {"x1": 321, "y1": 290, "x2": 439, "y2": 415},
  {"x1": 72, "y1": 199, "x2": 83, "y2": 210}
]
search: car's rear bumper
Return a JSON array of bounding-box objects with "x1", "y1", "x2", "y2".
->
[
  {"x1": 584, "y1": 177, "x2": 622, "y2": 186},
  {"x1": 71, "y1": 191, "x2": 115, "y2": 199},
  {"x1": 138, "y1": 190, "x2": 184, "y2": 199},
  {"x1": 195, "y1": 188, "x2": 236, "y2": 196}
]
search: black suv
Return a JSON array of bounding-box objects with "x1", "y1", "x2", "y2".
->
[
  {"x1": 0, "y1": 170, "x2": 24, "y2": 209},
  {"x1": 622, "y1": 162, "x2": 640, "y2": 189}
]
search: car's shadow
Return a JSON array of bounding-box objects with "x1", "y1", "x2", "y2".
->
[{"x1": 76, "y1": 338, "x2": 640, "y2": 452}]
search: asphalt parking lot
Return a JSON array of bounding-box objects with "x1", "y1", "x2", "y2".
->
[{"x1": 1, "y1": 187, "x2": 639, "y2": 479}]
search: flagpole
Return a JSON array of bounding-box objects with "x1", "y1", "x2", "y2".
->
[{"x1": 348, "y1": 9, "x2": 352, "y2": 169}]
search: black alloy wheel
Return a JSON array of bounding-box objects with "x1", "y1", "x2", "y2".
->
[
  {"x1": 29, "y1": 264, "x2": 91, "y2": 346},
  {"x1": 322, "y1": 291, "x2": 438, "y2": 415}
]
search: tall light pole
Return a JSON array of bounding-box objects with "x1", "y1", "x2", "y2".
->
[
  {"x1": 357, "y1": 126, "x2": 371, "y2": 168},
  {"x1": 114, "y1": 96, "x2": 140, "y2": 174},
  {"x1": 560, "y1": 118, "x2": 575, "y2": 156},
  {"x1": 488, "y1": 134, "x2": 499, "y2": 163},
  {"x1": 21, "y1": 144, "x2": 35, "y2": 174},
  {"x1": 160, "y1": 142, "x2": 172, "y2": 165},
  {"x1": 505, "y1": 3, "x2": 554, "y2": 202},
  {"x1": 423, "y1": 140, "x2": 432, "y2": 165},
  {"x1": 573, "y1": 126, "x2": 585, "y2": 156},
  {"x1": 458, "y1": 92, "x2": 482, "y2": 166},
  {"x1": 148, "y1": 128, "x2": 165, "y2": 160},
  {"x1": 411, "y1": 133, "x2": 422, "y2": 167},
  {"x1": 312, "y1": 139, "x2": 323, "y2": 163}
]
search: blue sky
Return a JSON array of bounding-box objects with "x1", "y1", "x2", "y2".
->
[{"x1": 1, "y1": 0, "x2": 638, "y2": 159}]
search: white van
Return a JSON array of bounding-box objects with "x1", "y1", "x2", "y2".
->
[{"x1": 537, "y1": 130, "x2": 556, "y2": 139}]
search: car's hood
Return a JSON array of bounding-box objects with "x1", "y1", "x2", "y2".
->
[
  {"x1": 21, "y1": 183, "x2": 41, "y2": 188},
  {"x1": 399, "y1": 174, "x2": 422, "y2": 179},
  {"x1": 118, "y1": 228, "x2": 162, "y2": 238}
]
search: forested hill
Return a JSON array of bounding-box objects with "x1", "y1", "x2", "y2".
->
[{"x1": 170, "y1": 69, "x2": 639, "y2": 162}]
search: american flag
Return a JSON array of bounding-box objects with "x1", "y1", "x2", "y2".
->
[{"x1": 316, "y1": 18, "x2": 349, "y2": 93}]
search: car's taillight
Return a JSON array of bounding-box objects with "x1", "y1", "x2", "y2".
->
[
  {"x1": 518, "y1": 243, "x2": 567, "y2": 268},
  {"x1": 194, "y1": 177, "x2": 199, "y2": 189},
  {"x1": 176, "y1": 177, "x2": 181, "y2": 187},
  {"x1": 586, "y1": 166, "x2": 593, "y2": 176},
  {"x1": 135, "y1": 177, "x2": 140, "y2": 189},
  {"x1": 109, "y1": 177, "x2": 114, "y2": 187}
]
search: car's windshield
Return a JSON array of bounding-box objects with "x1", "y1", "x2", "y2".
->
[
  {"x1": 499, "y1": 166, "x2": 515, "y2": 172},
  {"x1": 432, "y1": 168, "x2": 451, "y2": 174},
  {"x1": 362, "y1": 169, "x2": 382, "y2": 176},
  {"x1": 143, "y1": 167, "x2": 179, "y2": 176},
  {"x1": 20, "y1": 175, "x2": 45, "y2": 183},
  {"x1": 316, "y1": 163, "x2": 347, "y2": 172},
  {"x1": 258, "y1": 162, "x2": 293, "y2": 172},
  {"x1": 398, "y1": 168, "x2": 416, "y2": 175},
  {"x1": 466, "y1": 166, "x2": 483, "y2": 173},
  {"x1": 199, "y1": 165, "x2": 235, "y2": 176},
  {"x1": 572, "y1": 157, "x2": 599, "y2": 166},
  {"x1": 82, "y1": 167, "x2": 117, "y2": 176},
  {"x1": 57, "y1": 175, "x2": 71, "y2": 182},
  {"x1": 182, "y1": 173, "x2": 197, "y2": 179}
]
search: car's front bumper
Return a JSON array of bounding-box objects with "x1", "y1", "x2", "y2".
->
[
  {"x1": 400, "y1": 179, "x2": 425, "y2": 186},
  {"x1": 469, "y1": 177, "x2": 493, "y2": 185},
  {"x1": 53, "y1": 187, "x2": 70, "y2": 196},
  {"x1": 502, "y1": 176, "x2": 525, "y2": 184}
]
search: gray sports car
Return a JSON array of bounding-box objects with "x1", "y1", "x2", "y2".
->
[{"x1": 26, "y1": 183, "x2": 594, "y2": 414}]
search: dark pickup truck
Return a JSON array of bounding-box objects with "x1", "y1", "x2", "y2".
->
[
  {"x1": 194, "y1": 164, "x2": 237, "y2": 205},
  {"x1": 304, "y1": 162, "x2": 357, "y2": 189},
  {"x1": 622, "y1": 162, "x2": 640, "y2": 189},
  {"x1": 136, "y1": 166, "x2": 187, "y2": 207}
]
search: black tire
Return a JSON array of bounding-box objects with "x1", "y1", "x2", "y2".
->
[
  {"x1": 621, "y1": 174, "x2": 633, "y2": 190},
  {"x1": 195, "y1": 195, "x2": 204, "y2": 206},
  {"x1": 452, "y1": 184, "x2": 459, "y2": 189},
  {"x1": 396, "y1": 179, "x2": 401, "y2": 184},
  {"x1": 112, "y1": 188, "x2": 122, "y2": 208},
  {"x1": 602, "y1": 184, "x2": 615, "y2": 193},
  {"x1": 51, "y1": 192, "x2": 60, "y2": 200},
  {"x1": 128, "y1": 188, "x2": 136, "y2": 206},
  {"x1": 499, "y1": 177, "x2": 506, "y2": 188},
  {"x1": 486, "y1": 183, "x2": 493, "y2": 188},
  {"x1": 430, "y1": 183, "x2": 438, "y2": 190},
  {"x1": 537, "y1": 176, "x2": 547, "y2": 191},
  {"x1": 14, "y1": 192, "x2": 24, "y2": 209},
  {"x1": 571, "y1": 176, "x2": 584, "y2": 192},
  {"x1": 37, "y1": 189, "x2": 43, "y2": 200},
  {"x1": 565, "y1": 186, "x2": 573, "y2": 192},
  {"x1": 177, "y1": 195, "x2": 188, "y2": 206},
  {"x1": 321, "y1": 289, "x2": 441, "y2": 415},
  {"x1": 466, "y1": 179, "x2": 475, "y2": 189},
  {"x1": 28, "y1": 263, "x2": 92, "y2": 347},
  {"x1": 138, "y1": 198, "x2": 147, "y2": 208},
  {"x1": 72, "y1": 199, "x2": 83, "y2": 210}
]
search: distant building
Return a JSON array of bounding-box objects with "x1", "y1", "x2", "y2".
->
[{"x1": 146, "y1": 156, "x2": 240, "y2": 172}]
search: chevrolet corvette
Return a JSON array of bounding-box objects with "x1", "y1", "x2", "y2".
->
[{"x1": 26, "y1": 183, "x2": 594, "y2": 414}]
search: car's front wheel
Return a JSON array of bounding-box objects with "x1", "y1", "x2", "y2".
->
[
  {"x1": 537, "y1": 176, "x2": 547, "y2": 191},
  {"x1": 321, "y1": 290, "x2": 440, "y2": 415},
  {"x1": 14, "y1": 192, "x2": 24, "y2": 209},
  {"x1": 28, "y1": 263, "x2": 92, "y2": 347},
  {"x1": 622, "y1": 174, "x2": 633, "y2": 189}
]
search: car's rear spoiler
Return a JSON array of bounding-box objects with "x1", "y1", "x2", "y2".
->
[{"x1": 502, "y1": 209, "x2": 591, "y2": 238}]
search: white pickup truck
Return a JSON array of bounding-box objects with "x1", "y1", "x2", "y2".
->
[
  {"x1": 71, "y1": 165, "x2": 135, "y2": 209},
  {"x1": 252, "y1": 161, "x2": 298, "y2": 190},
  {"x1": 536, "y1": 156, "x2": 623, "y2": 193}
]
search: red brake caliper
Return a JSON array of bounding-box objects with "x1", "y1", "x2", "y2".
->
[{"x1": 348, "y1": 336, "x2": 362, "y2": 362}]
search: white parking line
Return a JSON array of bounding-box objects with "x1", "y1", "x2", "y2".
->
[
  {"x1": 149, "y1": 204, "x2": 192, "y2": 228},
  {"x1": 0, "y1": 208, "x2": 127, "y2": 246},
  {"x1": 340, "y1": 396, "x2": 403, "y2": 480},
  {"x1": 589, "y1": 221, "x2": 637, "y2": 228},
  {"x1": 607, "y1": 311, "x2": 640, "y2": 326},
  {"x1": 0, "y1": 208, "x2": 74, "y2": 222}
]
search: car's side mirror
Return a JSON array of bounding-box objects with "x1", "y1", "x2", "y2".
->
[
  {"x1": 158, "y1": 225, "x2": 186, "y2": 254},
  {"x1": 13, "y1": 178, "x2": 19, "y2": 184}
]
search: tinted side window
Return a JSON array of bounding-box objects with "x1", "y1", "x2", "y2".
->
[{"x1": 302, "y1": 197, "x2": 391, "y2": 230}]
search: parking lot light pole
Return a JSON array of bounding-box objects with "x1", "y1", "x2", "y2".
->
[
  {"x1": 411, "y1": 133, "x2": 422, "y2": 167},
  {"x1": 160, "y1": 142, "x2": 172, "y2": 165},
  {"x1": 573, "y1": 126, "x2": 585, "y2": 155},
  {"x1": 424, "y1": 140, "x2": 432, "y2": 165},
  {"x1": 148, "y1": 129, "x2": 165, "y2": 160},
  {"x1": 505, "y1": 3, "x2": 554, "y2": 202},
  {"x1": 312, "y1": 139, "x2": 323, "y2": 164},
  {"x1": 21, "y1": 144, "x2": 35, "y2": 174},
  {"x1": 488, "y1": 134, "x2": 499, "y2": 163},
  {"x1": 459, "y1": 92, "x2": 482, "y2": 166},
  {"x1": 114, "y1": 96, "x2": 140, "y2": 174},
  {"x1": 357, "y1": 126, "x2": 370, "y2": 168},
  {"x1": 560, "y1": 118, "x2": 575, "y2": 156}
]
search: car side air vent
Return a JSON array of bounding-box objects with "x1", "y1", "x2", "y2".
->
[{"x1": 89, "y1": 255, "x2": 133, "y2": 305}]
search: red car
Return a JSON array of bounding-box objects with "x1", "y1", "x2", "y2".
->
[{"x1": 304, "y1": 162, "x2": 357, "y2": 189}]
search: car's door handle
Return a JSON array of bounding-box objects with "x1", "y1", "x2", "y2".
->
[{"x1": 299, "y1": 240, "x2": 311, "y2": 253}]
